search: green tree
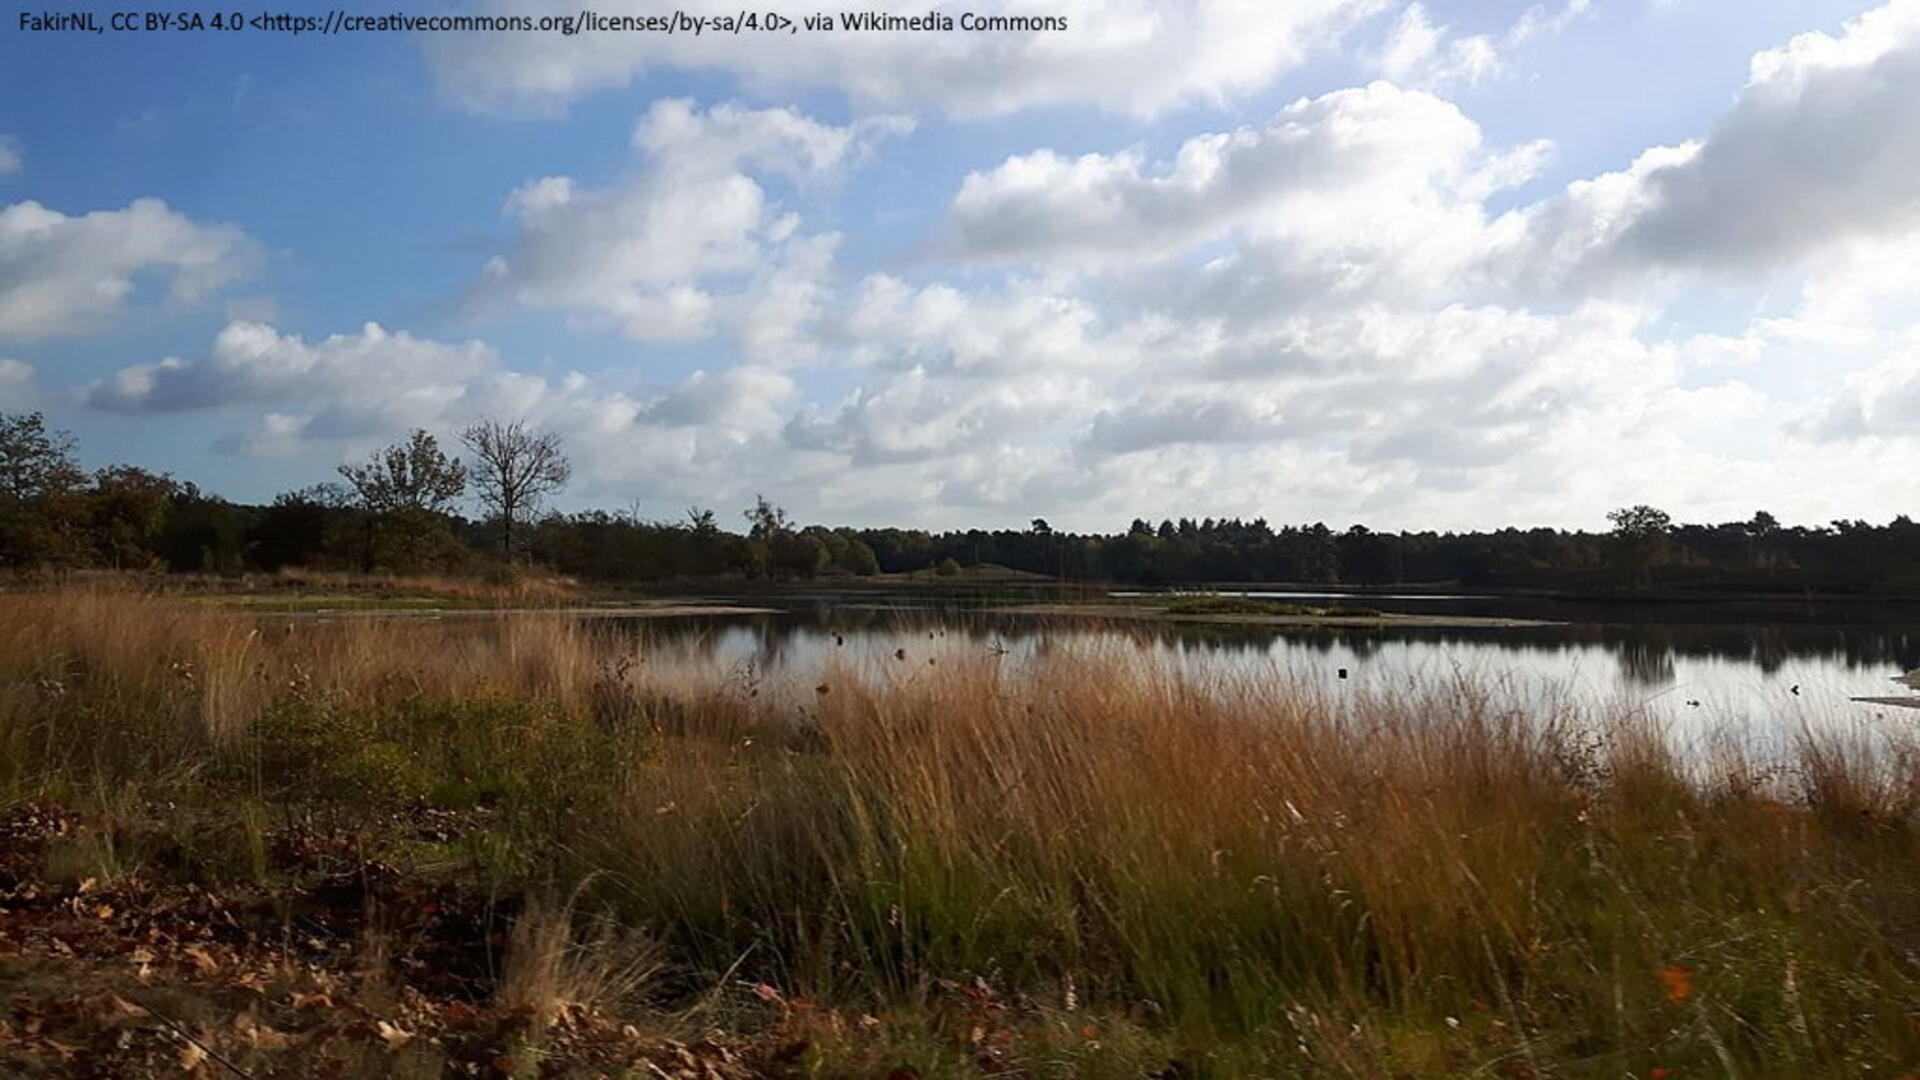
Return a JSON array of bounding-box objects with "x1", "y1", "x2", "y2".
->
[
  {"x1": 86, "y1": 465, "x2": 178, "y2": 570},
  {"x1": 0, "y1": 412, "x2": 82, "y2": 503},
  {"x1": 249, "y1": 484, "x2": 352, "y2": 571},
  {"x1": 158, "y1": 484, "x2": 248, "y2": 573},
  {"x1": 339, "y1": 429, "x2": 468, "y2": 571},
  {"x1": 744, "y1": 495, "x2": 790, "y2": 541},
  {"x1": 1607, "y1": 504, "x2": 1672, "y2": 588},
  {"x1": 834, "y1": 531, "x2": 880, "y2": 575},
  {"x1": 0, "y1": 411, "x2": 87, "y2": 566},
  {"x1": 740, "y1": 496, "x2": 792, "y2": 578},
  {"x1": 773, "y1": 532, "x2": 830, "y2": 577},
  {"x1": 338, "y1": 429, "x2": 467, "y2": 516}
]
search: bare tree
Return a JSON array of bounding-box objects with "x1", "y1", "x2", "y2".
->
[{"x1": 459, "y1": 419, "x2": 570, "y2": 559}]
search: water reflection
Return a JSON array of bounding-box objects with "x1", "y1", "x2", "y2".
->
[
  {"x1": 617, "y1": 605, "x2": 1920, "y2": 718},
  {"x1": 1615, "y1": 640, "x2": 1677, "y2": 687}
]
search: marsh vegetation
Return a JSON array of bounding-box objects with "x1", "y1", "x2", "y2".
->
[{"x1": 4, "y1": 585, "x2": 1920, "y2": 1076}]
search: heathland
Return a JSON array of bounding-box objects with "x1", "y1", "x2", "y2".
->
[{"x1": 4, "y1": 583, "x2": 1919, "y2": 1077}]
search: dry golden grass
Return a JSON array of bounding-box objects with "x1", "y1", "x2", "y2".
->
[
  {"x1": 4, "y1": 582, "x2": 1920, "y2": 1076},
  {"x1": 262, "y1": 566, "x2": 582, "y2": 606},
  {"x1": 0, "y1": 565, "x2": 583, "y2": 607},
  {"x1": 500, "y1": 897, "x2": 665, "y2": 1032}
]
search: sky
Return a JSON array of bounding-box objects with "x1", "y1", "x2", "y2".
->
[{"x1": 3, "y1": 0, "x2": 1920, "y2": 533}]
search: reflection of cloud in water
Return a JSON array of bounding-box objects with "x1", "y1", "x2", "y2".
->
[{"x1": 597, "y1": 608, "x2": 1920, "y2": 748}]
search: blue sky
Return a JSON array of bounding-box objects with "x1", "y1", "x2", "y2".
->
[{"x1": 3, "y1": 0, "x2": 1919, "y2": 530}]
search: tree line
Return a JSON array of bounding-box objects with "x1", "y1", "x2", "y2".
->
[{"x1": 4, "y1": 410, "x2": 1918, "y2": 594}]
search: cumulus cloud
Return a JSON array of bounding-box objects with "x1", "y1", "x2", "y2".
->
[
  {"x1": 84, "y1": 320, "x2": 497, "y2": 418},
  {"x1": 0, "y1": 199, "x2": 254, "y2": 342},
  {"x1": 944, "y1": 0, "x2": 1920, "y2": 313},
  {"x1": 836, "y1": 274, "x2": 1114, "y2": 375},
  {"x1": 477, "y1": 99, "x2": 906, "y2": 346},
  {"x1": 781, "y1": 16, "x2": 1920, "y2": 524},
  {"x1": 754, "y1": 273, "x2": 1790, "y2": 528},
  {"x1": 1499, "y1": 0, "x2": 1920, "y2": 288},
  {"x1": 429, "y1": 0, "x2": 1385, "y2": 118},
  {"x1": 1615, "y1": 1, "x2": 1920, "y2": 271},
  {"x1": 947, "y1": 82, "x2": 1545, "y2": 272},
  {"x1": 1073, "y1": 302, "x2": 1683, "y2": 465},
  {"x1": 783, "y1": 275, "x2": 1131, "y2": 470},
  {"x1": 641, "y1": 365, "x2": 796, "y2": 430},
  {"x1": 933, "y1": 0, "x2": 1920, "y2": 308},
  {"x1": 785, "y1": 365, "x2": 1089, "y2": 466}
]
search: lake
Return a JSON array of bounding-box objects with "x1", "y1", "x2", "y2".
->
[{"x1": 604, "y1": 588, "x2": 1920, "y2": 754}]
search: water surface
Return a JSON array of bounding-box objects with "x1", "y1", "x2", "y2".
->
[{"x1": 615, "y1": 590, "x2": 1920, "y2": 753}]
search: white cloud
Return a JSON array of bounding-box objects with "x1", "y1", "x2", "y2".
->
[
  {"x1": 1074, "y1": 302, "x2": 1686, "y2": 465},
  {"x1": 836, "y1": 274, "x2": 1114, "y2": 375},
  {"x1": 0, "y1": 136, "x2": 21, "y2": 175},
  {"x1": 946, "y1": 81, "x2": 1548, "y2": 286},
  {"x1": 0, "y1": 199, "x2": 254, "y2": 342},
  {"x1": 477, "y1": 99, "x2": 906, "y2": 347},
  {"x1": 946, "y1": 0, "x2": 1920, "y2": 318},
  {"x1": 85, "y1": 320, "x2": 498, "y2": 419},
  {"x1": 938, "y1": 2, "x2": 1920, "y2": 317},
  {"x1": 633, "y1": 97, "x2": 905, "y2": 177},
  {"x1": 1377, "y1": 4, "x2": 1496, "y2": 87},
  {"x1": 429, "y1": 0, "x2": 1386, "y2": 118},
  {"x1": 1504, "y1": 0, "x2": 1920, "y2": 285},
  {"x1": 787, "y1": 368, "x2": 1034, "y2": 465},
  {"x1": 1376, "y1": 0, "x2": 1591, "y2": 90},
  {"x1": 642, "y1": 365, "x2": 796, "y2": 430}
]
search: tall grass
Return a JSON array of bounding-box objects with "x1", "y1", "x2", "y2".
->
[
  {"x1": 4, "y1": 584, "x2": 1920, "y2": 1074},
  {"x1": 0, "y1": 565, "x2": 582, "y2": 606}
]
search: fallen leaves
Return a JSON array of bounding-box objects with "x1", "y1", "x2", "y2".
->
[
  {"x1": 183, "y1": 945, "x2": 219, "y2": 976},
  {"x1": 0, "y1": 800, "x2": 762, "y2": 1078},
  {"x1": 374, "y1": 1017, "x2": 413, "y2": 1048}
]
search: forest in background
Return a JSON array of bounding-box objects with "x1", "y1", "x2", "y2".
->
[{"x1": 5, "y1": 410, "x2": 1917, "y2": 594}]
